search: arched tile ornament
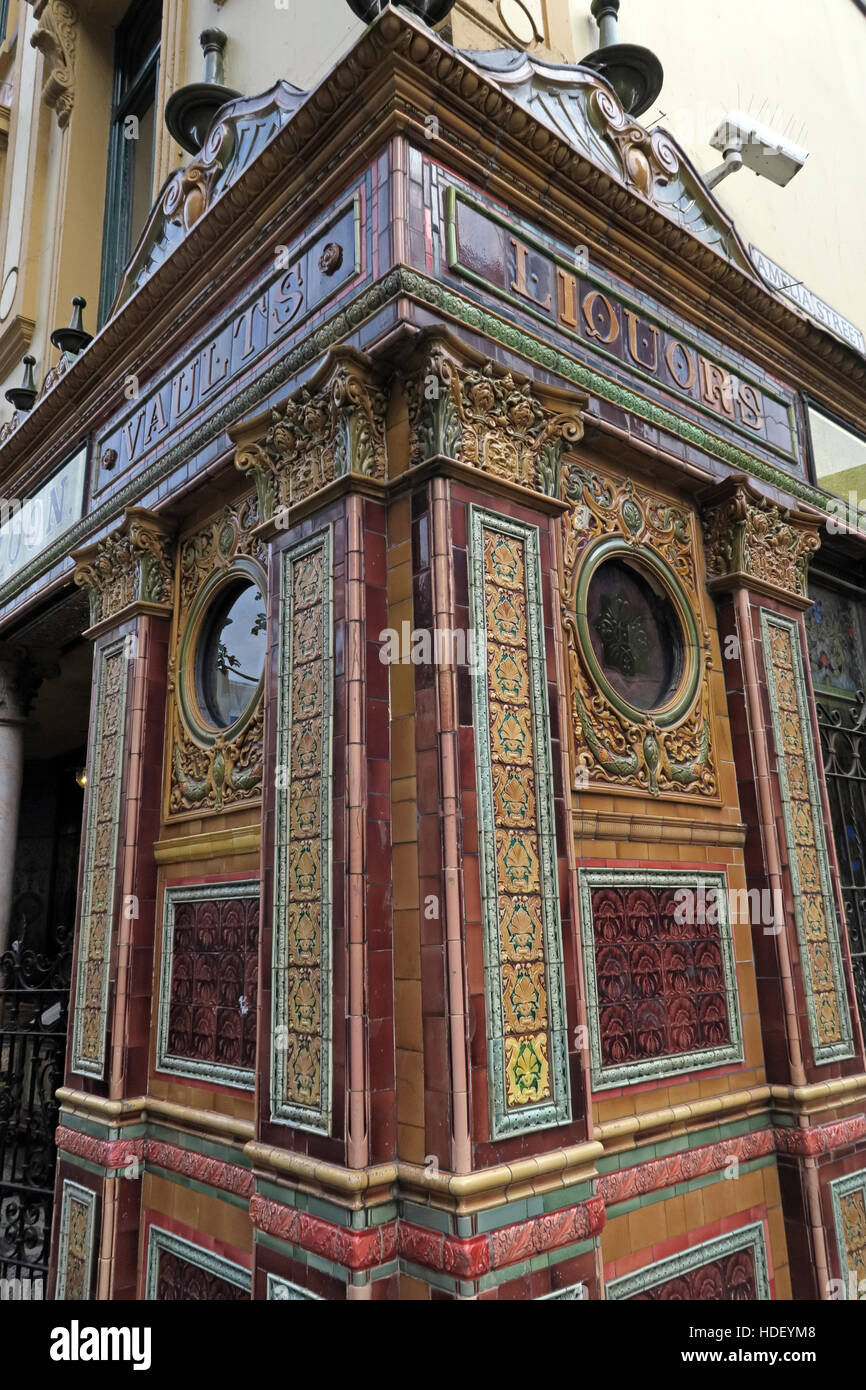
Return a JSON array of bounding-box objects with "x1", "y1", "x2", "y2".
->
[
  {"x1": 270, "y1": 528, "x2": 334, "y2": 1133},
  {"x1": 266, "y1": 1273, "x2": 322, "y2": 1300},
  {"x1": 469, "y1": 506, "x2": 571, "y2": 1137},
  {"x1": 606, "y1": 1221, "x2": 771, "y2": 1301},
  {"x1": 144, "y1": 1227, "x2": 251, "y2": 1300}
]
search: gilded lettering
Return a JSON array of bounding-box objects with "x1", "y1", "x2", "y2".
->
[
  {"x1": 582, "y1": 289, "x2": 620, "y2": 345},
  {"x1": 556, "y1": 267, "x2": 579, "y2": 329},
  {"x1": 699, "y1": 357, "x2": 735, "y2": 418},
  {"x1": 510, "y1": 238, "x2": 552, "y2": 311},
  {"x1": 664, "y1": 339, "x2": 697, "y2": 391},
  {"x1": 737, "y1": 381, "x2": 764, "y2": 431},
  {"x1": 623, "y1": 309, "x2": 659, "y2": 370}
]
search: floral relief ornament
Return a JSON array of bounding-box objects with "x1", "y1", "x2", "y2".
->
[
  {"x1": 406, "y1": 333, "x2": 587, "y2": 496},
  {"x1": 168, "y1": 498, "x2": 266, "y2": 817},
  {"x1": 561, "y1": 467, "x2": 717, "y2": 798}
]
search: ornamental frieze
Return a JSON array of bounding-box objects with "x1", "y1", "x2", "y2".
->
[
  {"x1": 701, "y1": 475, "x2": 821, "y2": 604},
  {"x1": 233, "y1": 348, "x2": 387, "y2": 521},
  {"x1": 405, "y1": 332, "x2": 587, "y2": 496},
  {"x1": 167, "y1": 497, "x2": 266, "y2": 819},
  {"x1": 561, "y1": 467, "x2": 717, "y2": 799},
  {"x1": 72, "y1": 508, "x2": 175, "y2": 631}
]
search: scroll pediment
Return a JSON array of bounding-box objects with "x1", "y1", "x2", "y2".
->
[
  {"x1": 462, "y1": 48, "x2": 756, "y2": 277},
  {"x1": 111, "y1": 80, "x2": 308, "y2": 314}
]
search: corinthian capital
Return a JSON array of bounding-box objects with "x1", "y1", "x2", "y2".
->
[
  {"x1": 404, "y1": 330, "x2": 588, "y2": 499},
  {"x1": 701, "y1": 475, "x2": 821, "y2": 606},
  {"x1": 232, "y1": 347, "x2": 388, "y2": 523},
  {"x1": 73, "y1": 508, "x2": 175, "y2": 633}
]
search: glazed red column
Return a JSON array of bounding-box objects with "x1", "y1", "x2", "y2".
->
[
  {"x1": 702, "y1": 476, "x2": 866, "y2": 1300},
  {"x1": 233, "y1": 348, "x2": 396, "y2": 1301},
  {"x1": 48, "y1": 508, "x2": 174, "y2": 1301}
]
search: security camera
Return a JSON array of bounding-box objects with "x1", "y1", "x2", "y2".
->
[{"x1": 706, "y1": 109, "x2": 808, "y2": 190}]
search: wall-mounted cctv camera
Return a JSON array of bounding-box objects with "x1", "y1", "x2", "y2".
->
[{"x1": 705, "y1": 109, "x2": 808, "y2": 190}]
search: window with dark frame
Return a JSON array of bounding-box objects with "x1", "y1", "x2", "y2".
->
[{"x1": 98, "y1": 0, "x2": 162, "y2": 325}]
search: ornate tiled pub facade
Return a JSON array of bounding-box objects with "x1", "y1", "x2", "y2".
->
[{"x1": 1, "y1": 6, "x2": 866, "y2": 1301}]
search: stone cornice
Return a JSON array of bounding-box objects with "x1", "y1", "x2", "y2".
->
[
  {"x1": 700, "y1": 473, "x2": 822, "y2": 607},
  {"x1": 2, "y1": 7, "x2": 866, "y2": 501},
  {"x1": 72, "y1": 506, "x2": 175, "y2": 634}
]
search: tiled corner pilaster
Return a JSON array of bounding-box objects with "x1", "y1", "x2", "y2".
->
[
  {"x1": 270, "y1": 527, "x2": 334, "y2": 1132},
  {"x1": 761, "y1": 609, "x2": 855, "y2": 1064},
  {"x1": 468, "y1": 506, "x2": 570, "y2": 1138}
]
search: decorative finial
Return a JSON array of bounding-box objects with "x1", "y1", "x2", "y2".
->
[
  {"x1": 5, "y1": 356, "x2": 38, "y2": 413},
  {"x1": 50, "y1": 296, "x2": 93, "y2": 358},
  {"x1": 164, "y1": 28, "x2": 241, "y2": 155},
  {"x1": 582, "y1": 0, "x2": 663, "y2": 118}
]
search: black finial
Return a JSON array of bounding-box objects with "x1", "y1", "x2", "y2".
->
[
  {"x1": 50, "y1": 296, "x2": 93, "y2": 358},
  {"x1": 5, "y1": 356, "x2": 38, "y2": 413},
  {"x1": 582, "y1": 0, "x2": 663, "y2": 118}
]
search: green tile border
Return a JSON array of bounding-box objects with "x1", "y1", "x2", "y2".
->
[
  {"x1": 55, "y1": 1179, "x2": 98, "y2": 1301},
  {"x1": 144, "y1": 1226, "x2": 251, "y2": 1300},
  {"x1": 828, "y1": 1166, "x2": 866, "y2": 1299}
]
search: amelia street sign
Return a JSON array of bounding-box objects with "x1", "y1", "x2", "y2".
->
[{"x1": 749, "y1": 245, "x2": 865, "y2": 356}]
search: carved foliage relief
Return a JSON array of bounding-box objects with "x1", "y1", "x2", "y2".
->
[
  {"x1": 469, "y1": 508, "x2": 570, "y2": 1138},
  {"x1": 562, "y1": 468, "x2": 717, "y2": 799},
  {"x1": 168, "y1": 498, "x2": 266, "y2": 818},
  {"x1": 235, "y1": 349, "x2": 387, "y2": 521},
  {"x1": 70, "y1": 640, "x2": 128, "y2": 1078},
  {"x1": 406, "y1": 336, "x2": 586, "y2": 496},
  {"x1": 702, "y1": 479, "x2": 820, "y2": 601},
  {"x1": 761, "y1": 611, "x2": 854, "y2": 1064},
  {"x1": 271, "y1": 530, "x2": 333, "y2": 1133}
]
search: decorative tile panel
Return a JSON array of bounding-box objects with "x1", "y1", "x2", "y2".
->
[
  {"x1": 145, "y1": 1227, "x2": 250, "y2": 1300},
  {"x1": 761, "y1": 610, "x2": 855, "y2": 1063},
  {"x1": 55, "y1": 1180, "x2": 97, "y2": 1300},
  {"x1": 70, "y1": 637, "x2": 129, "y2": 1077},
  {"x1": 828, "y1": 1168, "x2": 866, "y2": 1299},
  {"x1": 607, "y1": 1223, "x2": 770, "y2": 1301},
  {"x1": 579, "y1": 868, "x2": 743, "y2": 1089},
  {"x1": 266, "y1": 1272, "x2": 323, "y2": 1300},
  {"x1": 469, "y1": 507, "x2": 570, "y2": 1137},
  {"x1": 271, "y1": 529, "x2": 333, "y2": 1132},
  {"x1": 156, "y1": 882, "x2": 259, "y2": 1089}
]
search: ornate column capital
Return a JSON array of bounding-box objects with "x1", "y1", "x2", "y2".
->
[
  {"x1": 232, "y1": 346, "x2": 388, "y2": 526},
  {"x1": 0, "y1": 642, "x2": 60, "y2": 723},
  {"x1": 404, "y1": 330, "x2": 589, "y2": 500},
  {"x1": 72, "y1": 507, "x2": 175, "y2": 636},
  {"x1": 28, "y1": 0, "x2": 78, "y2": 130},
  {"x1": 700, "y1": 474, "x2": 821, "y2": 608}
]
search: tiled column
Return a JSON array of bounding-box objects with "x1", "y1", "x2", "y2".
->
[
  {"x1": 49, "y1": 508, "x2": 174, "y2": 1300},
  {"x1": 702, "y1": 475, "x2": 866, "y2": 1299},
  {"x1": 233, "y1": 348, "x2": 395, "y2": 1301}
]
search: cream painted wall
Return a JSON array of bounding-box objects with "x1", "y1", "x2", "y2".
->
[
  {"x1": 568, "y1": 0, "x2": 866, "y2": 342},
  {"x1": 1, "y1": 0, "x2": 864, "y2": 413}
]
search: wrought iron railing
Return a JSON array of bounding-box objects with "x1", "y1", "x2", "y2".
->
[
  {"x1": 816, "y1": 692, "x2": 866, "y2": 1033},
  {"x1": 0, "y1": 929, "x2": 72, "y2": 1290}
]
